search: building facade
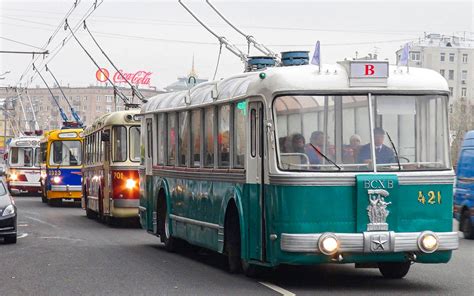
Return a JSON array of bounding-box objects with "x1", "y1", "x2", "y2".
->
[
  {"x1": 0, "y1": 86, "x2": 161, "y2": 136},
  {"x1": 395, "y1": 33, "x2": 473, "y2": 101}
]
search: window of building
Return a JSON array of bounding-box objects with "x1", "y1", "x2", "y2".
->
[
  {"x1": 440, "y1": 53, "x2": 445, "y2": 62},
  {"x1": 191, "y1": 110, "x2": 201, "y2": 167},
  {"x1": 462, "y1": 54, "x2": 468, "y2": 63},
  {"x1": 410, "y1": 51, "x2": 420, "y2": 61},
  {"x1": 234, "y1": 102, "x2": 246, "y2": 168},
  {"x1": 462, "y1": 88, "x2": 467, "y2": 97},
  {"x1": 178, "y1": 112, "x2": 189, "y2": 166},
  {"x1": 83, "y1": 105, "x2": 87, "y2": 111},
  {"x1": 204, "y1": 107, "x2": 215, "y2": 167},
  {"x1": 449, "y1": 53, "x2": 455, "y2": 62},
  {"x1": 462, "y1": 70, "x2": 468, "y2": 80},
  {"x1": 440, "y1": 69, "x2": 445, "y2": 77},
  {"x1": 449, "y1": 70, "x2": 454, "y2": 80},
  {"x1": 218, "y1": 105, "x2": 231, "y2": 168},
  {"x1": 106, "y1": 106, "x2": 111, "y2": 113},
  {"x1": 106, "y1": 95, "x2": 113, "y2": 103},
  {"x1": 96, "y1": 95, "x2": 101, "y2": 102},
  {"x1": 449, "y1": 87, "x2": 453, "y2": 96}
]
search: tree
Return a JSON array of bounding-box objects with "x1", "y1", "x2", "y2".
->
[{"x1": 449, "y1": 97, "x2": 474, "y2": 166}]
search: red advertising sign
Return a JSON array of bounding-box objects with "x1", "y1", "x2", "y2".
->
[
  {"x1": 95, "y1": 68, "x2": 152, "y2": 85},
  {"x1": 96, "y1": 68, "x2": 109, "y2": 82}
]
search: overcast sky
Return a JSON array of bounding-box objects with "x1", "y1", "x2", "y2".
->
[{"x1": 0, "y1": 0, "x2": 472, "y2": 90}]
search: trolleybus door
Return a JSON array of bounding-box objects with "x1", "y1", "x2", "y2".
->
[{"x1": 248, "y1": 102, "x2": 266, "y2": 262}]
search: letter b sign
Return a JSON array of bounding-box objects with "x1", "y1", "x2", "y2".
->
[{"x1": 364, "y1": 64, "x2": 375, "y2": 76}]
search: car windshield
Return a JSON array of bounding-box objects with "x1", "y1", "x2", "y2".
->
[
  {"x1": 49, "y1": 140, "x2": 82, "y2": 166},
  {"x1": 274, "y1": 94, "x2": 450, "y2": 172},
  {"x1": 0, "y1": 182, "x2": 7, "y2": 196}
]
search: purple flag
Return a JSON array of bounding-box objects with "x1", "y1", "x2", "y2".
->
[
  {"x1": 399, "y1": 43, "x2": 409, "y2": 66},
  {"x1": 311, "y1": 41, "x2": 320, "y2": 66}
]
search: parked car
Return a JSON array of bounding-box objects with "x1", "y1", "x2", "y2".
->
[
  {"x1": 454, "y1": 130, "x2": 474, "y2": 239},
  {"x1": 0, "y1": 177, "x2": 17, "y2": 244}
]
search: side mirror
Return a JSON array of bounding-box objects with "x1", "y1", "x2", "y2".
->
[{"x1": 101, "y1": 133, "x2": 110, "y2": 142}]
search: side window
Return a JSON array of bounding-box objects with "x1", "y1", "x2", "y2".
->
[
  {"x1": 112, "y1": 126, "x2": 127, "y2": 162},
  {"x1": 204, "y1": 107, "x2": 215, "y2": 168},
  {"x1": 157, "y1": 113, "x2": 166, "y2": 165},
  {"x1": 458, "y1": 149, "x2": 474, "y2": 178},
  {"x1": 234, "y1": 101, "x2": 246, "y2": 168},
  {"x1": 146, "y1": 118, "x2": 153, "y2": 159},
  {"x1": 167, "y1": 113, "x2": 177, "y2": 166},
  {"x1": 250, "y1": 109, "x2": 256, "y2": 158},
  {"x1": 218, "y1": 104, "x2": 231, "y2": 168},
  {"x1": 191, "y1": 109, "x2": 201, "y2": 167},
  {"x1": 130, "y1": 126, "x2": 141, "y2": 162},
  {"x1": 11, "y1": 147, "x2": 19, "y2": 164},
  {"x1": 178, "y1": 112, "x2": 189, "y2": 166}
]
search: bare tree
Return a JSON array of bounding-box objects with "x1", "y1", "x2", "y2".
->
[{"x1": 450, "y1": 97, "x2": 474, "y2": 166}]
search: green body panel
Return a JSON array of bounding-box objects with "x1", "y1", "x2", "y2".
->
[{"x1": 141, "y1": 173, "x2": 454, "y2": 267}]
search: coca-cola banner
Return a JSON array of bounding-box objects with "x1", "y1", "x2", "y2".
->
[{"x1": 95, "y1": 68, "x2": 152, "y2": 85}]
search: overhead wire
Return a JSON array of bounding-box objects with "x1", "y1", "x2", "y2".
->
[
  {"x1": 0, "y1": 36, "x2": 46, "y2": 50},
  {"x1": 83, "y1": 21, "x2": 146, "y2": 102}
]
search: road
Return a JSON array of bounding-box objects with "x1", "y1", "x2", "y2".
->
[{"x1": 1, "y1": 196, "x2": 473, "y2": 296}]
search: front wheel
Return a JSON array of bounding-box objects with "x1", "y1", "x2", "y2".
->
[
  {"x1": 461, "y1": 212, "x2": 474, "y2": 239},
  {"x1": 378, "y1": 262, "x2": 411, "y2": 279},
  {"x1": 158, "y1": 198, "x2": 175, "y2": 252}
]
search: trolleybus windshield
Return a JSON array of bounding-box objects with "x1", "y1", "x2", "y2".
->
[
  {"x1": 49, "y1": 140, "x2": 82, "y2": 166},
  {"x1": 274, "y1": 94, "x2": 450, "y2": 172},
  {"x1": 9, "y1": 147, "x2": 34, "y2": 167}
]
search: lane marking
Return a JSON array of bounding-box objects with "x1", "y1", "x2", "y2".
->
[
  {"x1": 39, "y1": 236, "x2": 83, "y2": 242},
  {"x1": 18, "y1": 223, "x2": 29, "y2": 227},
  {"x1": 24, "y1": 216, "x2": 58, "y2": 228},
  {"x1": 259, "y1": 282, "x2": 295, "y2": 296},
  {"x1": 17, "y1": 233, "x2": 28, "y2": 239}
]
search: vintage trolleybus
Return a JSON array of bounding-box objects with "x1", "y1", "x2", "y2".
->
[
  {"x1": 39, "y1": 128, "x2": 83, "y2": 205},
  {"x1": 139, "y1": 60, "x2": 458, "y2": 278},
  {"x1": 5, "y1": 135, "x2": 42, "y2": 195},
  {"x1": 82, "y1": 110, "x2": 141, "y2": 223}
]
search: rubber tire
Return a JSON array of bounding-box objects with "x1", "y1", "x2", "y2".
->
[
  {"x1": 241, "y1": 260, "x2": 263, "y2": 277},
  {"x1": 225, "y1": 207, "x2": 242, "y2": 274},
  {"x1": 4, "y1": 234, "x2": 17, "y2": 244},
  {"x1": 86, "y1": 208, "x2": 95, "y2": 219},
  {"x1": 378, "y1": 262, "x2": 411, "y2": 279},
  {"x1": 159, "y1": 199, "x2": 175, "y2": 252},
  {"x1": 461, "y1": 212, "x2": 474, "y2": 239}
]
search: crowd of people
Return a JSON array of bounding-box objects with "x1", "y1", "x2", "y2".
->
[{"x1": 278, "y1": 127, "x2": 395, "y2": 165}]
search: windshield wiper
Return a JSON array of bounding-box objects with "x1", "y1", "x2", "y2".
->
[
  {"x1": 386, "y1": 132, "x2": 401, "y2": 171},
  {"x1": 310, "y1": 143, "x2": 341, "y2": 171}
]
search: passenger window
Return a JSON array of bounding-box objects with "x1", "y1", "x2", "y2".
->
[
  {"x1": 234, "y1": 102, "x2": 246, "y2": 168},
  {"x1": 218, "y1": 105, "x2": 231, "y2": 168},
  {"x1": 157, "y1": 113, "x2": 166, "y2": 165},
  {"x1": 112, "y1": 126, "x2": 127, "y2": 162},
  {"x1": 250, "y1": 109, "x2": 256, "y2": 158},
  {"x1": 167, "y1": 113, "x2": 177, "y2": 166},
  {"x1": 178, "y1": 112, "x2": 189, "y2": 166},
  {"x1": 191, "y1": 109, "x2": 201, "y2": 167},
  {"x1": 204, "y1": 107, "x2": 215, "y2": 167},
  {"x1": 146, "y1": 118, "x2": 153, "y2": 159}
]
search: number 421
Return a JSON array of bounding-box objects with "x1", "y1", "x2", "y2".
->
[{"x1": 418, "y1": 191, "x2": 442, "y2": 205}]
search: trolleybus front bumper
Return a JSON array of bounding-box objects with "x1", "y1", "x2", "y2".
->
[
  {"x1": 280, "y1": 231, "x2": 459, "y2": 254},
  {"x1": 8, "y1": 181, "x2": 41, "y2": 194}
]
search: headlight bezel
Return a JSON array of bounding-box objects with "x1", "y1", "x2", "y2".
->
[{"x1": 1, "y1": 204, "x2": 15, "y2": 217}]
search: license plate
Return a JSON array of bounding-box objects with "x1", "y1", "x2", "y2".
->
[{"x1": 62, "y1": 198, "x2": 75, "y2": 203}]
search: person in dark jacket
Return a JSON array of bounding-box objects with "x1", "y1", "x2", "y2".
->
[{"x1": 358, "y1": 128, "x2": 394, "y2": 164}]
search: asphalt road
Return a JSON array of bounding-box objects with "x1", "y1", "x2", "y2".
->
[{"x1": 1, "y1": 196, "x2": 473, "y2": 296}]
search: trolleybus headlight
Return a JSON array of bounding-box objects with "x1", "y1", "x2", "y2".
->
[
  {"x1": 417, "y1": 231, "x2": 439, "y2": 253},
  {"x1": 125, "y1": 178, "x2": 137, "y2": 190},
  {"x1": 318, "y1": 233, "x2": 339, "y2": 255},
  {"x1": 52, "y1": 176, "x2": 61, "y2": 184},
  {"x1": 10, "y1": 173, "x2": 18, "y2": 181}
]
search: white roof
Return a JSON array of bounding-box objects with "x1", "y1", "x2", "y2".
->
[
  {"x1": 141, "y1": 63, "x2": 449, "y2": 114},
  {"x1": 8, "y1": 136, "x2": 42, "y2": 147}
]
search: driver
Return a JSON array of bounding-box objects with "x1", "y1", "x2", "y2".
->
[{"x1": 357, "y1": 127, "x2": 394, "y2": 164}]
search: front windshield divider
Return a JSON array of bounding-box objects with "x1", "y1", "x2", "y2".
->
[{"x1": 368, "y1": 93, "x2": 377, "y2": 173}]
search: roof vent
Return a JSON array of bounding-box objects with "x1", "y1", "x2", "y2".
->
[
  {"x1": 246, "y1": 56, "x2": 276, "y2": 72},
  {"x1": 281, "y1": 51, "x2": 309, "y2": 66}
]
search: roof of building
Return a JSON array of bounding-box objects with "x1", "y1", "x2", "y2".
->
[{"x1": 399, "y1": 33, "x2": 474, "y2": 51}]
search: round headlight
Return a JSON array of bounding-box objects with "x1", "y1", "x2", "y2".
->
[
  {"x1": 10, "y1": 173, "x2": 18, "y2": 181},
  {"x1": 125, "y1": 179, "x2": 136, "y2": 189},
  {"x1": 318, "y1": 233, "x2": 339, "y2": 255},
  {"x1": 53, "y1": 176, "x2": 61, "y2": 184},
  {"x1": 417, "y1": 231, "x2": 439, "y2": 253}
]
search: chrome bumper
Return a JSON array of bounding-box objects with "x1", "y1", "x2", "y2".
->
[
  {"x1": 281, "y1": 231, "x2": 459, "y2": 253},
  {"x1": 51, "y1": 185, "x2": 82, "y2": 192}
]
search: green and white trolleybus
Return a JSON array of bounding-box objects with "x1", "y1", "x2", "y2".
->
[{"x1": 139, "y1": 60, "x2": 458, "y2": 278}]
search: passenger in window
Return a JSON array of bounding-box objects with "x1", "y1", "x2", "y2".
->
[
  {"x1": 343, "y1": 134, "x2": 361, "y2": 163},
  {"x1": 304, "y1": 131, "x2": 336, "y2": 164},
  {"x1": 358, "y1": 128, "x2": 394, "y2": 164},
  {"x1": 291, "y1": 133, "x2": 305, "y2": 154}
]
